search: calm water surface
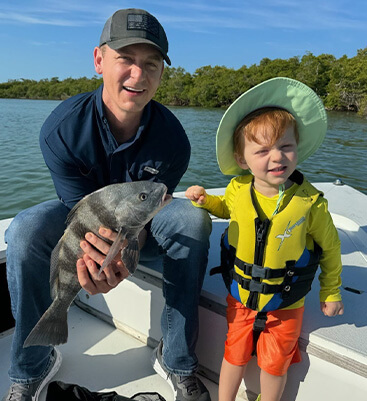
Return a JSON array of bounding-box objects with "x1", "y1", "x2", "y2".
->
[{"x1": 0, "y1": 98, "x2": 366, "y2": 220}]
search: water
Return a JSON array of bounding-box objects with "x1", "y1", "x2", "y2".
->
[{"x1": 0, "y1": 99, "x2": 366, "y2": 220}]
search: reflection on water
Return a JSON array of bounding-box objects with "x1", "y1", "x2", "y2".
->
[{"x1": 0, "y1": 100, "x2": 366, "y2": 220}]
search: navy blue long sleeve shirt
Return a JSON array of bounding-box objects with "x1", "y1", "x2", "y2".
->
[{"x1": 40, "y1": 85, "x2": 190, "y2": 209}]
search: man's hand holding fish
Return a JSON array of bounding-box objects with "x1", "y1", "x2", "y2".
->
[{"x1": 77, "y1": 227, "x2": 147, "y2": 294}]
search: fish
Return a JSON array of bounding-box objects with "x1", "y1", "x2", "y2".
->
[{"x1": 23, "y1": 181, "x2": 171, "y2": 347}]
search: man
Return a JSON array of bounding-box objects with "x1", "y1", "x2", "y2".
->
[{"x1": 3, "y1": 9, "x2": 212, "y2": 401}]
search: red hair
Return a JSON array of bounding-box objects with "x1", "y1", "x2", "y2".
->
[{"x1": 233, "y1": 107, "x2": 299, "y2": 154}]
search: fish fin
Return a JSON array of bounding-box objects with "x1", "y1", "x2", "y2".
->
[
  {"x1": 121, "y1": 238, "x2": 140, "y2": 275},
  {"x1": 98, "y1": 228, "x2": 126, "y2": 275},
  {"x1": 23, "y1": 299, "x2": 68, "y2": 347}
]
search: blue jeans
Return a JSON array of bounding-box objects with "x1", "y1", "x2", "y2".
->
[{"x1": 5, "y1": 197, "x2": 212, "y2": 382}]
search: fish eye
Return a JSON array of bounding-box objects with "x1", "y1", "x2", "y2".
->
[{"x1": 139, "y1": 193, "x2": 148, "y2": 201}]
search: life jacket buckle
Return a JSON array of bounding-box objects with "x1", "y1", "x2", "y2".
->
[{"x1": 253, "y1": 313, "x2": 268, "y2": 332}]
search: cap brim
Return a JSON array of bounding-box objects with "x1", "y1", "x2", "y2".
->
[
  {"x1": 216, "y1": 77, "x2": 328, "y2": 175},
  {"x1": 105, "y1": 37, "x2": 171, "y2": 65}
]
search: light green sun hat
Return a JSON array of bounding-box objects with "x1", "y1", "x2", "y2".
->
[{"x1": 216, "y1": 77, "x2": 328, "y2": 175}]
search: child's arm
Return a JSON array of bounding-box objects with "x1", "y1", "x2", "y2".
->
[
  {"x1": 185, "y1": 185, "x2": 208, "y2": 205},
  {"x1": 185, "y1": 185, "x2": 231, "y2": 218},
  {"x1": 186, "y1": 177, "x2": 244, "y2": 219},
  {"x1": 320, "y1": 301, "x2": 344, "y2": 317},
  {"x1": 308, "y1": 197, "x2": 343, "y2": 306}
]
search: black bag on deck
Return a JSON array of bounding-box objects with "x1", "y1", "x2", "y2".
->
[{"x1": 46, "y1": 381, "x2": 167, "y2": 401}]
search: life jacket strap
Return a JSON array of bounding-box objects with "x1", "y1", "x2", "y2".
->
[
  {"x1": 234, "y1": 258, "x2": 319, "y2": 279},
  {"x1": 252, "y1": 311, "x2": 268, "y2": 356},
  {"x1": 231, "y1": 266, "x2": 318, "y2": 295},
  {"x1": 235, "y1": 258, "x2": 286, "y2": 278}
]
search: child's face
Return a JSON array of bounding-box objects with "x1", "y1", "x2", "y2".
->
[{"x1": 235, "y1": 125, "x2": 298, "y2": 196}]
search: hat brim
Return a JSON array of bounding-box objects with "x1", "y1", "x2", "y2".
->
[
  {"x1": 105, "y1": 37, "x2": 171, "y2": 65},
  {"x1": 216, "y1": 77, "x2": 327, "y2": 175}
]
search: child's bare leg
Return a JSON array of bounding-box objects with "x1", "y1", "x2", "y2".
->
[
  {"x1": 260, "y1": 370, "x2": 287, "y2": 401},
  {"x1": 218, "y1": 357, "x2": 246, "y2": 401}
]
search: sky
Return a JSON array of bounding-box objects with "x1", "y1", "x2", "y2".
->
[{"x1": 1, "y1": 0, "x2": 367, "y2": 83}]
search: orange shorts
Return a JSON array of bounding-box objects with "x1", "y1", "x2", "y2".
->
[{"x1": 224, "y1": 294, "x2": 304, "y2": 376}]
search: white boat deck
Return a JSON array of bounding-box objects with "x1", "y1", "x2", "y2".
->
[
  {"x1": 0, "y1": 306, "x2": 218, "y2": 401},
  {"x1": 1, "y1": 181, "x2": 367, "y2": 400}
]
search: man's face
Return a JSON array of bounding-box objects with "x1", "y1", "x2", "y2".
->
[{"x1": 94, "y1": 43, "x2": 164, "y2": 119}]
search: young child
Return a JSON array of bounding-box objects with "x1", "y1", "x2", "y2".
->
[{"x1": 185, "y1": 78, "x2": 344, "y2": 401}]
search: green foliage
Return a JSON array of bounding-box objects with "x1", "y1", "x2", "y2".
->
[
  {"x1": 155, "y1": 67, "x2": 192, "y2": 106},
  {"x1": 0, "y1": 76, "x2": 103, "y2": 100},
  {"x1": 296, "y1": 52, "x2": 335, "y2": 99},
  {"x1": 1, "y1": 48, "x2": 367, "y2": 116},
  {"x1": 325, "y1": 49, "x2": 367, "y2": 115}
]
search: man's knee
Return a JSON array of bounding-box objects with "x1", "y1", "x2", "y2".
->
[
  {"x1": 5, "y1": 200, "x2": 68, "y2": 251},
  {"x1": 151, "y1": 198, "x2": 212, "y2": 260},
  {"x1": 161, "y1": 198, "x2": 212, "y2": 239},
  {"x1": 186, "y1": 203, "x2": 212, "y2": 239},
  {"x1": 6, "y1": 209, "x2": 38, "y2": 248}
]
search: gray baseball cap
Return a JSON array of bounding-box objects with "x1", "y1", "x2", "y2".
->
[{"x1": 99, "y1": 8, "x2": 171, "y2": 65}]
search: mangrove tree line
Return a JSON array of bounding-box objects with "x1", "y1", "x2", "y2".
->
[{"x1": 1, "y1": 49, "x2": 367, "y2": 116}]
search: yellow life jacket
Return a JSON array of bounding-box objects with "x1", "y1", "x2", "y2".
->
[{"x1": 213, "y1": 171, "x2": 322, "y2": 312}]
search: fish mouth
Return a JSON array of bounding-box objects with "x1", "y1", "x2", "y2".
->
[{"x1": 161, "y1": 191, "x2": 172, "y2": 207}]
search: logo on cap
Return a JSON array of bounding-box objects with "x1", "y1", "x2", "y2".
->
[{"x1": 127, "y1": 13, "x2": 160, "y2": 38}]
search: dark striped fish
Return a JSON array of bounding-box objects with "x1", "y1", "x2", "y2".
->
[{"x1": 24, "y1": 181, "x2": 171, "y2": 347}]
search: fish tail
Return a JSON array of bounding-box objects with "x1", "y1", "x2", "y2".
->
[{"x1": 23, "y1": 300, "x2": 68, "y2": 347}]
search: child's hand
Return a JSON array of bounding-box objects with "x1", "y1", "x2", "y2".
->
[
  {"x1": 185, "y1": 185, "x2": 207, "y2": 205},
  {"x1": 320, "y1": 301, "x2": 344, "y2": 317}
]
